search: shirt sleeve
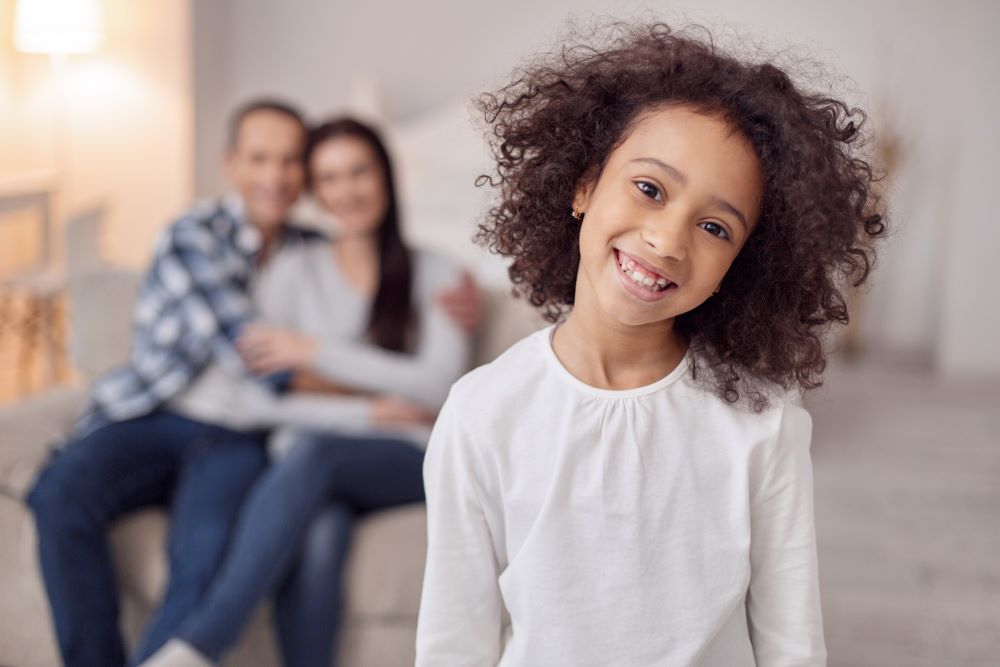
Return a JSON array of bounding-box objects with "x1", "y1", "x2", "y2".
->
[
  {"x1": 310, "y1": 260, "x2": 471, "y2": 410},
  {"x1": 167, "y1": 220, "x2": 256, "y2": 345},
  {"x1": 747, "y1": 403, "x2": 827, "y2": 666},
  {"x1": 167, "y1": 220, "x2": 293, "y2": 392},
  {"x1": 416, "y1": 395, "x2": 505, "y2": 666}
]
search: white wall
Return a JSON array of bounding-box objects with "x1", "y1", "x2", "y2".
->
[
  {"x1": 192, "y1": 0, "x2": 1000, "y2": 376},
  {"x1": 0, "y1": 0, "x2": 193, "y2": 270},
  {"x1": 935, "y1": 3, "x2": 1000, "y2": 376}
]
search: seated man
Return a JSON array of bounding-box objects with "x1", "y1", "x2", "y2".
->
[{"x1": 27, "y1": 99, "x2": 481, "y2": 667}]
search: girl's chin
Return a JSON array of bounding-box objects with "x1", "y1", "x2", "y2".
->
[{"x1": 596, "y1": 295, "x2": 676, "y2": 328}]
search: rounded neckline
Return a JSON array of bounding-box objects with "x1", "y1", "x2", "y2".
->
[
  {"x1": 322, "y1": 241, "x2": 374, "y2": 301},
  {"x1": 541, "y1": 324, "x2": 691, "y2": 399}
]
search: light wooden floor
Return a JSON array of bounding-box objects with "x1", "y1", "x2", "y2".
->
[{"x1": 808, "y1": 356, "x2": 1000, "y2": 667}]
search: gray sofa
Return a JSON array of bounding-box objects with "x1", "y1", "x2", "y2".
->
[{"x1": 0, "y1": 267, "x2": 541, "y2": 667}]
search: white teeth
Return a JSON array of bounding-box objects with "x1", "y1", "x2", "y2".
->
[{"x1": 617, "y1": 251, "x2": 671, "y2": 292}]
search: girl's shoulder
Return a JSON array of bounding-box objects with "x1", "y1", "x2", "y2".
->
[{"x1": 673, "y1": 368, "x2": 812, "y2": 447}]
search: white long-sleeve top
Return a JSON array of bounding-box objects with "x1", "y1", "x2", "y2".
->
[{"x1": 416, "y1": 326, "x2": 826, "y2": 667}]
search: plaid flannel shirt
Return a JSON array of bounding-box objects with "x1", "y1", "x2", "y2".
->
[{"x1": 74, "y1": 197, "x2": 322, "y2": 437}]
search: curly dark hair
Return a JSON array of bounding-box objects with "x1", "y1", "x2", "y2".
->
[{"x1": 475, "y1": 22, "x2": 886, "y2": 411}]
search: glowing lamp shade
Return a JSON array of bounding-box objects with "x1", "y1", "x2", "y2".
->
[{"x1": 14, "y1": 0, "x2": 105, "y2": 54}]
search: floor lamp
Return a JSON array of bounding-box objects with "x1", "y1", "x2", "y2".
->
[{"x1": 4, "y1": 0, "x2": 105, "y2": 391}]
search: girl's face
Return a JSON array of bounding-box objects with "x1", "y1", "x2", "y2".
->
[
  {"x1": 573, "y1": 105, "x2": 763, "y2": 329},
  {"x1": 310, "y1": 135, "x2": 389, "y2": 237}
]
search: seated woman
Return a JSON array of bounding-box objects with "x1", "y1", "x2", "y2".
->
[{"x1": 141, "y1": 117, "x2": 473, "y2": 667}]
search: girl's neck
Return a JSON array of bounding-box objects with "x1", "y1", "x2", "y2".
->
[{"x1": 552, "y1": 292, "x2": 686, "y2": 391}]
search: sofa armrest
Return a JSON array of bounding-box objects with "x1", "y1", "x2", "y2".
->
[{"x1": 0, "y1": 386, "x2": 88, "y2": 502}]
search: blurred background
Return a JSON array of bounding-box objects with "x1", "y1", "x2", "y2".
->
[{"x1": 0, "y1": 1, "x2": 997, "y2": 666}]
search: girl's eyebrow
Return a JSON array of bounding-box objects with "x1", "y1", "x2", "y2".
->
[
  {"x1": 631, "y1": 156, "x2": 749, "y2": 232},
  {"x1": 631, "y1": 157, "x2": 687, "y2": 185},
  {"x1": 710, "y1": 197, "x2": 749, "y2": 232}
]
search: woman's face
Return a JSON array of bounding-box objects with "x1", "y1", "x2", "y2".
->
[
  {"x1": 573, "y1": 104, "x2": 764, "y2": 329},
  {"x1": 310, "y1": 135, "x2": 389, "y2": 237}
]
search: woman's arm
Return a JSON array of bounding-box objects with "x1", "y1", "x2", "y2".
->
[
  {"x1": 290, "y1": 368, "x2": 362, "y2": 396},
  {"x1": 240, "y1": 251, "x2": 472, "y2": 409},
  {"x1": 746, "y1": 404, "x2": 827, "y2": 666},
  {"x1": 309, "y1": 256, "x2": 472, "y2": 409},
  {"x1": 310, "y1": 302, "x2": 468, "y2": 409},
  {"x1": 416, "y1": 396, "x2": 505, "y2": 666},
  {"x1": 257, "y1": 389, "x2": 437, "y2": 433}
]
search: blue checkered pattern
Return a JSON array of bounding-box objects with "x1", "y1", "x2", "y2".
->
[{"x1": 74, "y1": 199, "x2": 322, "y2": 437}]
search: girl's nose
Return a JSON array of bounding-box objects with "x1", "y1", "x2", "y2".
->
[{"x1": 640, "y1": 212, "x2": 690, "y2": 262}]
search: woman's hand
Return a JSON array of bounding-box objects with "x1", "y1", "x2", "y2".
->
[
  {"x1": 371, "y1": 396, "x2": 438, "y2": 427},
  {"x1": 436, "y1": 270, "x2": 484, "y2": 336},
  {"x1": 237, "y1": 323, "x2": 318, "y2": 374}
]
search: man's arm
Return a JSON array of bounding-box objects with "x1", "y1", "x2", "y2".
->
[
  {"x1": 167, "y1": 219, "x2": 257, "y2": 344},
  {"x1": 164, "y1": 216, "x2": 289, "y2": 391}
]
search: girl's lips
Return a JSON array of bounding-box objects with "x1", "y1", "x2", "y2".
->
[
  {"x1": 615, "y1": 249, "x2": 676, "y2": 284},
  {"x1": 612, "y1": 249, "x2": 677, "y2": 302}
]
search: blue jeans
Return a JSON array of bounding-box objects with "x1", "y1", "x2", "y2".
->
[
  {"x1": 175, "y1": 432, "x2": 425, "y2": 667},
  {"x1": 26, "y1": 411, "x2": 268, "y2": 667}
]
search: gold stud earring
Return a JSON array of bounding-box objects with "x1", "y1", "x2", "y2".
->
[{"x1": 570, "y1": 209, "x2": 583, "y2": 220}]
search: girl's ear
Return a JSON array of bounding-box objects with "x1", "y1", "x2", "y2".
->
[{"x1": 572, "y1": 167, "x2": 599, "y2": 214}]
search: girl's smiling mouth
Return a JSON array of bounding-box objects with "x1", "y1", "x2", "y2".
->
[{"x1": 613, "y1": 248, "x2": 677, "y2": 302}]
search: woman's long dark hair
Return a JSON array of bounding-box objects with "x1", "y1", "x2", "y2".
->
[{"x1": 307, "y1": 117, "x2": 415, "y2": 352}]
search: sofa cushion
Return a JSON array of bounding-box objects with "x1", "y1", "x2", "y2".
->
[
  {"x1": 338, "y1": 616, "x2": 419, "y2": 667},
  {"x1": 0, "y1": 387, "x2": 87, "y2": 501},
  {"x1": 108, "y1": 503, "x2": 428, "y2": 622},
  {"x1": 67, "y1": 269, "x2": 141, "y2": 382},
  {"x1": 474, "y1": 288, "x2": 546, "y2": 367},
  {"x1": 109, "y1": 509, "x2": 170, "y2": 610},
  {"x1": 343, "y1": 503, "x2": 427, "y2": 618},
  {"x1": 0, "y1": 497, "x2": 61, "y2": 667}
]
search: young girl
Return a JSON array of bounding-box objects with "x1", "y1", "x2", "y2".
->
[{"x1": 416, "y1": 23, "x2": 884, "y2": 667}]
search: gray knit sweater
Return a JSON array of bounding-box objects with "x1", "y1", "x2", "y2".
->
[{"x1": 168, "y1": 239, "x2": 471, "y2": 451}]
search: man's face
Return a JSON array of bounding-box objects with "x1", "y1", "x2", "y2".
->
[{"x1": 224, "y1": 109, "x2": 306, "y2": 233}]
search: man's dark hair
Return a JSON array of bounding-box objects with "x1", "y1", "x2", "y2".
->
[{"x1": 227, "y1": 98, "x2": 308, "y2": 151}]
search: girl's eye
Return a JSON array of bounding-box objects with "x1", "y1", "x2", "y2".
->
[
  {"x1": 635, "y1": 180, "x2": 662, "y2": 202},
  {"x1": 699, "y1": 221, "x2": 731, "y2": 241}
]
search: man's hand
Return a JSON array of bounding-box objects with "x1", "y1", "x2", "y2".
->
[
  {"x1": 436, "y1": 270, "x2": 484, "y2": 336},
  {"x1": 371, "y1": 396, "x2": 438, "y2": 427},
  {"x1": 237, "y1": 323, "x2": 318, "y2": 375}
]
